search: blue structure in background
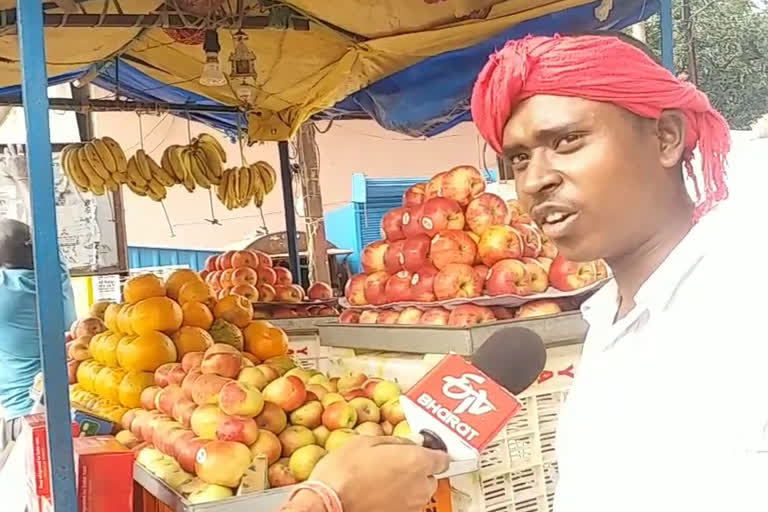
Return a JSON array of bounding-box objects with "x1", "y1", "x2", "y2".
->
[
  {"x1": 128, "y1": 246, "x2": 219, "y2": 271},
  {"x1": 325, "y1": 171, "x2": 498, "y2": 273}
]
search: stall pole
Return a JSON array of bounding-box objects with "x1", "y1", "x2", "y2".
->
[
  {"x1": 278, "y1": 140, "x2": 302, "y2": 283},
  {"x1": 660, "y1": 0, "x2": 675, "y2": 72},
  {"x1": 18, "y1": 1, "x2": 78, "y2": 510}
]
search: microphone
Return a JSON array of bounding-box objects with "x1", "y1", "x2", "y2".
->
[{"x1": 400, "y1": 327, "x2": 546, "y2": 460}]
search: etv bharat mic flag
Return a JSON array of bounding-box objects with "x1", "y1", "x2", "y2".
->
[{"x1": 401, "y1": 354, "x2": 522, "y2": 461}]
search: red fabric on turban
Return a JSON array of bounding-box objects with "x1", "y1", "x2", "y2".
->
[{"x1": 470, "y1": 35, "x2": 730, "y2": 221}]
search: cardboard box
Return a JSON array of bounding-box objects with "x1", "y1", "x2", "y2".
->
[
  {"x1": 71, "y1": 409, "x2": 117, "y2": 436},
  {"x1": 23, "y1": 414, "x2": 80, "y2": 503},
  {"x1": 73, "y1": 436, "x2": 134, "y2": 512}
]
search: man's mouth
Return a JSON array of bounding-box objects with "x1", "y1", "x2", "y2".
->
[{"x1": 538, "y1": 210, "x2": 579, "y2": 239}]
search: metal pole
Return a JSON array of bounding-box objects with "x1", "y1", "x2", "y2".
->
[
  {"x1": 278, "y1": 141, "x2": 301, "y2": 284},
  {"x1": 18, "y1": 1, "x2": 78, "y2": 511},
  {"x1": 660, "y1": 0, "x2": 675, "y2": 72},
  {"x1": 681, "y1": 0, "x2": 699, "y2": 84}
]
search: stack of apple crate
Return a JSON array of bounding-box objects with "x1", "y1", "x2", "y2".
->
[{"x1": 452, "y1": 343, "x2": 581, "y2": 512}]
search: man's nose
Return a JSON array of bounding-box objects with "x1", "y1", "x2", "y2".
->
[{"x1": 518, "y1": 152, "x2": 561, "y2": 198}]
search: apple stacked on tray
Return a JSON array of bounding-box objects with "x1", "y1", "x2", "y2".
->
[
  {"x1": 341, "y1": 165, "x2": 608, "y2": 327},
  {"x1": 202, "y1": 250, "x2": 339, "y2": 319},
  {"x1": 123, "y1": 347, "x2": 408, "y2": 503}
]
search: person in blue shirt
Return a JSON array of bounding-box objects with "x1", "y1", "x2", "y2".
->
[{"x1": 0, "y1": 219, "x2": 76, "y2": 452}]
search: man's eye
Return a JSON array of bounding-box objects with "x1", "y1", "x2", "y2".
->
[
  {"x1": 555, "y1": 134, "x2": 582, "y2": 150},
  {"x1": 509, "y1": 154, "x2": 529, "y2": 166}
]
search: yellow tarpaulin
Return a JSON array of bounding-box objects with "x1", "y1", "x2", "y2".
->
[{"x1": 0, "y1": 0, "x2": 604, "y2": 140}]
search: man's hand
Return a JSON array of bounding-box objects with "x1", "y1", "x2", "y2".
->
[{"x1": 309, "y1": 435, "x2": 450, "y2": 512}]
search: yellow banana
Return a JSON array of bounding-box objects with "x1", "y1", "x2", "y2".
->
[
  {"x1": 83, "y1": 143, "x2": 111, "y2": 181},
  {"x1": 147, "y1": 179, "x2": 167, "y2": 201},
  {"x1": 101, "y1": 137, "x2": 127, "y2": 174},
  {"x1": 196, "y1": 141, "x2": 223, "y2": 181},
  {"x1": 147, "y1": 156, "x2": 175, "y2": 187},
  {"x1": 167, "y1": 145, "x2": 188, "y2": 182},
  {"x1": 90, "y1": 139, "x2": 117, "y2": 174},
  {"x1": 134, "y1": 150, "x2": 153, "y2": 181},
  {"x1": 193, "y1": 147, "x2": 219, "y2": 185},
  {"x1": 238, "y1": 165, "x2": 251, "y2": 201},
  {"x1": 126, "y1": 157, "x2": 147, "y2": 187},
  {"x1": 250, "y1": 164, "x2": 265, "y2": 207},
  {"x1": 182, "y1": 171, "x2": 196, "y2": 193},
  {"x1": 61, "y1": 144, "x2": 90, "y2": 190},
  {"x1": 90, "y1": 181, "x2": 106, "y2": 196},
  {"x1": 255, "y1": 161, "x2": 276, "y2": 193},
  {"x1": 76, "y1": 147, "x2": 104, "y2": 186},
  {"x1": 126, "y1": 179, "x2": 147, "y2": 197},
  {"x1": 197, "y1": 133, "x2": 226, "y2": 163},
  {"x1": 215, "y1": 168, "x2": 230, "y2": 203},
  {"x1": 185, "y1": 148, "x2": 211, "y2": 189}
]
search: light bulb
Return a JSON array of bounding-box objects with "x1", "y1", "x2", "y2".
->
[{"x1": 199, "y1": 52, "x2": 226, "y2": 87}]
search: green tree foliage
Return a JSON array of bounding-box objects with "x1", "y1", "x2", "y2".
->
[{"x1": 645, "y1": 0, "x2": 768, "y2": 129}]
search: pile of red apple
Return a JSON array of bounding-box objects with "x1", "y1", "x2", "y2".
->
[
  {"x1": 119, "y1": 347, "x2": 408, "y2": 494},
  {"x1": 342, "y1": 165, "x2": 607, "y2": 326},
  {"x1": 202, "y1": 250, "x2": 337, "y2": 314}
]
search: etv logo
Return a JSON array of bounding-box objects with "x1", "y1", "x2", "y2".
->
[{"x1": 442, "y1": 373, "x2": 496, "y2": 415}]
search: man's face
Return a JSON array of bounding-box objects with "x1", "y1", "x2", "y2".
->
[{"x1": 502, "y1": 95, "x2": 669, "y2": 263}]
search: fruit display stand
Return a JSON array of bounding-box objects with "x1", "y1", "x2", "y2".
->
[{"x1": 318, "y1": 312, "x2": 587, "y2": 356}]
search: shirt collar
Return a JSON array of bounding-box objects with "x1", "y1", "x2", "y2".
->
[{"x1": 580, "y1": 208, "x2": 718, "y2": 326}]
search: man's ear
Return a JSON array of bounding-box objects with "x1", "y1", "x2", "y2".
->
[{"x1": 656, "y1": 110, "x2": 686, "y2": 169}]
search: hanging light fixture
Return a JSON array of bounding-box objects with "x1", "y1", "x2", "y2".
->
[
  {"x1": 229, "y1": 31, "x2": 258, "y2": 104},
  {"x1": 199, "y1": 30, "x2": 227, "y2": 87}
]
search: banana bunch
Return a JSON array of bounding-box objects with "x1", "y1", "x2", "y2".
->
[
  {"x1": 215, "y1": 161, "x2": 276, "y2": 210},
  {"x1": 125, "y1": 150, "x2": 171, "y2": 201},
  {"x1": 61, "y1": 137, "x2": 128, "y2": 195},
  {"x1": 161, "y1": 133, "x2": 227, "y2": 193}
]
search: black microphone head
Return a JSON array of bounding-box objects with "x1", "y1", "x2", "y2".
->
[{"x1": 471, "y1": 327, "x2": 547, "y2": 395}]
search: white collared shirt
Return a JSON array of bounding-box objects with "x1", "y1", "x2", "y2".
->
[{"x1": 553, "y1": 207, "x2": 768, "y2": 512}]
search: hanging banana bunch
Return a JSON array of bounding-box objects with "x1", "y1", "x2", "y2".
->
[
  {"x1": 214, "y1": 161, "x2": 276, "y2": 210},
  {"x1": 160, "y1": 133, "x2": 226, "y2": 193},
  {"x1": 125, "y1": 150, "x2": 169, "y2": 202},
  {"x1": 60, "y1": 137, "x2": 128, "y2": 196}
]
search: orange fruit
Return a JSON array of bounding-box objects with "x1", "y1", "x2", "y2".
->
[
  {"x1": 118, "y1": 304, "x2": 138, "y2": 335},
  {"x1": 178, "y1": 280, "x2": 216, "y2": 308},
  {"x1": 94, "y1": 367, "x2": 129, "y2": 403},
  {"x1": 182, "y1": 301, "x2": 214, "y2": 330},
  {"x1": 166, "y1": 269, "x2": 204, "y2": 301},
  {"x1": 124, "y1": 273, "x2": 166, "y2": 304},
  {"x1": 130, "y1": 297, "x2": 183, "y2": 335},
  {"x1": 118, "y1": 371, "x2": 156, "y2": 408},
  {"x1": 92, "y1": 332, "x2": 121, "y2": 367},
  {"x1": 116, "y1": 331, "x2": 178, "y2": 372},
  {"x1": 104, "y1": 303, "x2": 124, "y2": 332},
  {"x1": 172, "y1": 326, "x2": 214, "y2": 357},
  {"x1": 243, "y1": 320, "x2": 289, "y2": 360},
  {"x1": 213, "y1": 295, "x2": 254, "y2": 328}
]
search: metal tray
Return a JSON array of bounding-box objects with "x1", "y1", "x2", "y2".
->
[
  {"x1": 135, "y1": 458, "x2": 478, "y2": 512},
  {"x1": 270, "y1": 316, "x2": 337, "y2": 333},
  {"x1": 316, "y1": 312, "x2": 587, "y2": 355}
]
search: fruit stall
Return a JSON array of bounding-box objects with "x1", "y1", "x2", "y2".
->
[{"x1": 3, "y1": 2, "x2": 675, "y2": 512}]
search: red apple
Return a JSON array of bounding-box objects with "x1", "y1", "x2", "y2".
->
[
  {"x1": 540, "y1": 234, "x2": 559, "y2": 259},
  {"x1": 517, "y1": 300, "x2": 562, "y2": 319},
  {"x1": 425, "y1": 172, "x2": 447, "y2": 200},
  {"x1": 473, "y1": 264, "x2": 490, "y2": 290},
  {"x1": 440, "y1": 166, "x2": 486, "y2": 206},
  {"x1": 218, "y1": 251, "x2": 236, "y2": 270},
  {"x1": 513, "y1": 223, "x2": 543, "y2": 258},
  {"x1": 307, "y1": 282, "x2": 333, "y2": 301},
  {"x1": 485, "y1": 259, "x2": 528, "y2": 296},
  {"x1": 490, "y1": 306, "x2": 516, "y2": 320},
  {"x1": 549, "y1": 255, "x2": 606, "y2": 291},
  {"x1": 466, "y1": 193, "x2": 510, "y2": 235},
  {"x1": 231, "y1": 283, "x2": 260, "y2": 303},
  {"x1": 175, "y1": 436, "x2": 209, "y2": 473},
  {"x1": 537, "y1": 257, "x2": 554, "y2": 273},
  {"x1": 507, "y1": 199, "x2": 527, "y2": 221},
  {"x1": 231, "y1": 267, "x2": 258, "y2": 286},
  {"x1": 478, "y1": 225, "x2": 525, "y2": 266},
  {"x1": 257, "y1": 283, "x2": 277, "y2": 302},
  {"x1": 448, "y1": 304, "x2": 496, "y2": 327},
  {"x1": 403, "y1": 183, "x2": 427, "y2": 207},
  {"x1": 275, "y1": 285, "x2": 303, "y2": 303},
  {"x1": 376, "y1": 310, "x2": 400, "y2": 324},
  {"x1": 430, "y1": 230, "x2": 478, "y2": 270},
  {"x1": 344, "y1": 274, "x2": 369, "y2": 306},
  {"x1": 339, "y1": 310, "x2": 361, "y2": 324},
  {"x1": 205, "y1": 256, "x2": 218, "y2": 272},
  {"x1": 520, "y1": 258, "x2": 550, "y2": 295},
  {"x1": 381, "y1": 208, "x2": 406, "y2": 242},
  {"x1": 420, "y1": 198, "x2": 465, "y2": 237},
  {"x1": 401, "y1": 206, "x2": 425, "y2": 239},
  {"x1": 361, "y1": 241, "x2": 390, "y2": 275},
  {"x1": 384, "y1": 270, "x2": 413, "y2": 303},
  {"x1": 252, "y1": 250, "x2": 273, "y2": 268},
  {"x1": 364, "y1": 271, "x2": 390, "y2": 306},
  {"x1": 358, "y1": 310, "x2": 381, "y2": 324},
  {"x1": 401, "y1": 234, "x2": 431, "y2": 272},
  {"x1": 420, "y1": 308, "x2": 450, "y2": 325},
  {"x1": 206, "y1": 271, "x2": 222, "y2": 291},
  {"x1": 274, "y1": 267, "x2": 293, "y2": 286},
  {"x1": 397, "y1": 307, "x2": 423, "y2": 325},
  {"x1": 383, "y1": 240, "x2": 406, "y2": 274},
  {"x1": 433, "y1": 263, "x2": 483, "y2": 300},
  {"x1": 262, "y1": 376, "x2": 307, "y2": 412},
  {"x1": 257, "y1": 266, "x2": 278, "y2": 286},
  {"x1": 410, "y1": 264, "x2": 439, "y2": 302},
  {"x1": 232, "y1": 250, "x2": 258, "y2": 269}
]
